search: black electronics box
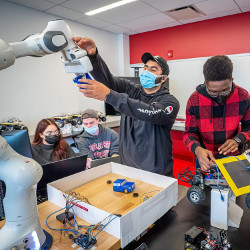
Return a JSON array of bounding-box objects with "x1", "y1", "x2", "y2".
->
[{"x1": 56, "y1": 211, "x2": 74, "y2": 224}]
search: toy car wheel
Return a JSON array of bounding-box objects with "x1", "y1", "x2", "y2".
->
[
  {"x1": 246, "y1": 193, "x2": 250, "y2": 209},
  {"x1": 77, "y1": 119, "x2": 82, "y2": 125},
  {"x1": 124, "y1": 189, "x2": 128, "y2": 194},
  {"x1": 58, "y1": 121, "x2": 64, "y2": 128},
  {"x1": 187, "y1": 185, "x2": 206, "y2": 205}
]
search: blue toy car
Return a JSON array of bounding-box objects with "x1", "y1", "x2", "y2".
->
[{"x1": 113, "y1": 179, "x2": 135, "y2": 193}]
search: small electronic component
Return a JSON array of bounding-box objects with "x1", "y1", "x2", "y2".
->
[
  {"x1": 185, "y1": 226, "x2": 206, "y2": 249},
  {"x1": 56, "y1": 211, "x2": 74, "y2": 224},
  {"x1": 184, "y1": 226, "x2": 232, "y2": 250},
  {"x1": 73, "y1": 233, "x2": 97, "y2": 249}
]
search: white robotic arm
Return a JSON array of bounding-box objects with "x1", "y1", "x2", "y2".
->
[
  {"x1": 0, "y1": 19, "x2": 92, "y2": 73},
  {"x1": 0, "y1": 137, "x2": 47, "y2": 250},
  {"x1": 0, "y1": 19, "x2": 93, "y2": 250}
]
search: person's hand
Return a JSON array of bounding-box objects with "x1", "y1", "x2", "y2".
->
[
  {"x1": 218, "y1": 139, "x2": 239, "y2": 155},
  {"x1": 86, "y1": 158, "x2": 92, "y2": 169},
  {"x1": 77, "y1": 79, "x2": 111, "y2": 101},
  {"x1": 195, "y1": 146, "x2": 216, "y2": 172},
  {"x1": 73, "y1": 37, "x2": 97, "y2": 55}
]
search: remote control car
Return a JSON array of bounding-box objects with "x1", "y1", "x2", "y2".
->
[
  {"x1": 113, "y1": 179, "x2": 135, "y2": 193},
  {"x1": 53, "y1": 115, "x2": 75, "y2": 128},
  {"x1": 179, "y1": 153, "x2": 250, "y2": 208},
  {"x1": 178, "y1": 167, "x2": 228, "y2": 205}
]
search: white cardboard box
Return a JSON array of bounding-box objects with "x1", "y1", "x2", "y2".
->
[{"x1": 47, "y1": 162, "x2": 178, "y2": 248}]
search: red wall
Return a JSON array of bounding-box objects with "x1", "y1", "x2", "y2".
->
[{"x1": 129, "y1": 12, "x2": 250, "y2": 64}]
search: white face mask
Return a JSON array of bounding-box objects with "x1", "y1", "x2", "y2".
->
[{"x1": 84, "y1": 124, "x2": 98, "y2": 134}]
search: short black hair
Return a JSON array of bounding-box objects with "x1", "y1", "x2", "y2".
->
[{"x1": 203, "y1": 55, "x2": 233, "y2": 82}]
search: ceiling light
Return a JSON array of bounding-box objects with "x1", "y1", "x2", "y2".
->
[{"x1": 85, "y1": 0, "x2": 137, "y2": 16}]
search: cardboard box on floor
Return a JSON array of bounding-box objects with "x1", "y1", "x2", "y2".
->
[{"x1": 47, "y1": 162, "x2": 178, "y2": 248}]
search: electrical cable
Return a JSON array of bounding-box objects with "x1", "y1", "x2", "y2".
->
[
  {"x1": 46, "y1": 206, "x2": 79, "y2": 235},
  {"x1": 215, "y1": 165, "x2": 224, "y2": 201},
  {"x1": 233, "y1": 156, "x2": 250, "y2": 169}
]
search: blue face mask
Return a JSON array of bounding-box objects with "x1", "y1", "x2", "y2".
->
[
  {"x1": 84, "y1": 125, "x2": 98, "y2": 134},
  {"x1": 140, "y1": 70, "x2": 164, "y2": 89}
]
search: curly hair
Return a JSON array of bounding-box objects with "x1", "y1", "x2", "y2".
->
[{"x1": 203, "y1": 55, "x2": 233, "y2": 82}]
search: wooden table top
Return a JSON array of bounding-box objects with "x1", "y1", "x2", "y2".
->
[
  {"x1": 71, "y1": 173, "x2": 163, "y2": 216},
  {"x1": 0, "y1": 201, "x2": 120, "y2": 250}
]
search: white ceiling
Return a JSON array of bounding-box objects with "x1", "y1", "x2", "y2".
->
[{"x1": 4, "y1": 0, "x2": 250, "y2": 35}]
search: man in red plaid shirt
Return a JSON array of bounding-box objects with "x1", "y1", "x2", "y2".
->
[{"x1": 184, "y1": 55, "x2": 250, "y2": 171}]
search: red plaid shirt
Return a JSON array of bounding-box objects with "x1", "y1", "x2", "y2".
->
[{"x1": 183, "y1": 83, "x2": 250, "y2": 158}]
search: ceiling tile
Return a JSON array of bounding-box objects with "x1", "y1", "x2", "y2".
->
[
  {"x1": 46, "y1": 0, "x2": 67, "y2": 4},
  {"x1": 61, "y1": 0, "x2": 116, "y2": 13},
  {"x1": 124, "y1": 30, "x2": 138, "y2": 35},
  {"x1": 45, "y1": 5, "x2": 86, "y2": 20},
  {"x1": 234, "y1": 0, "x2": 250, "y2": 8},
  {"x1": 135, "y1": 21, "x2": 181, "y2": 33},
  {"x1": 77, "y1": 17, "x2": 113, "y2": 28},
  {"x1": 6, "y1": 0, "x2": 56, "y2": 11},
  {"x1": 92, "y1": 1, "x2": 159, "y2": 23},
  {"x1": 180, "y1": 9, "x2": 240, "y2": 24},
  {"x1": 242, "y1": 6, "x2": 250, "y2": 11},
  {"x1": 142, "y1": 0, "x2": 206, "y2": 11},
  {"x1": 101, "y1": 25, "x2": 134, "y2": 34},
  {"x1": 118, "y1": 12, "x2": 176, "y2": 30},
  {"x1": 195, "y1": 0, "x2": 240, "y2": 14}
]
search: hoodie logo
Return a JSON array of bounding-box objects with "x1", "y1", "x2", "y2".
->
[
  {"x1": 137, "y1": 106, "x2": 174, "y2": 116},
  {"x1": 165, "y1": 106, "x2": 173, "y2": 114}
]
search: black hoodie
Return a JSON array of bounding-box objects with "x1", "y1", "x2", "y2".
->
[{"x1": 88, "y1": 52, "x2": 180, "y2": 176}]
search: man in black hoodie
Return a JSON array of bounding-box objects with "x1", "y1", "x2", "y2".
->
[{"x1": 73, "y1": 37, "x2": 179, "y2": 176}]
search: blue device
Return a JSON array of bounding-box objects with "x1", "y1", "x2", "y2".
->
[
  {"x1": 73, "y1": 73, "x2": 92, "y2": 89},
  {"x1": 113, "y1": 179, "x2": 135, "y2": 193}
]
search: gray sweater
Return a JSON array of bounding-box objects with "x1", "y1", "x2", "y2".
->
[{"x1": 76, "y1": 124, "x2": 119, "y2": 160}]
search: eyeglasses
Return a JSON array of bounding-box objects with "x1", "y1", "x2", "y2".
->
[
  {"x1": 44, "y1": 130, "x2": 60, "y2": 136},
  {"x1": 206, "y1": 84, "x2": 232, "y2": 98}
]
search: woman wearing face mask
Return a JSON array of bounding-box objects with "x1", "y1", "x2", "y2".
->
[
  {"x1": 31, "y1": 118, "x2": 76, "y2": 165},
  {"x1": 76, "y1": 109, "x2": 119, "y2": 169}
]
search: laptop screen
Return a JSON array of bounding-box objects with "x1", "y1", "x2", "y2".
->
[
  {"x1": 91, "y1": 155, "x2": 120, "y2": 168},
  {"x1": 0, "y1": 129, "x2": 32, "y2": 158},
  {"x1": 37, "y1": 154, "x2": 87, "y2": 198}
]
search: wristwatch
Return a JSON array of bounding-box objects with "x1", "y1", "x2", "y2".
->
[{"x1": 234, "y1": 135, "x2": 242, "y2": 144}]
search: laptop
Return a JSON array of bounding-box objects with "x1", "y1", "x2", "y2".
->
[
  {"x1": 91, "y1": 155, "x2": 120, "y2": 168},
  {"x1": 1, "y1": 129, "x2": 32, "y2": 158},
  {"x1": 37, "y1": 154, "x2": 87, "y2": 202}
]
